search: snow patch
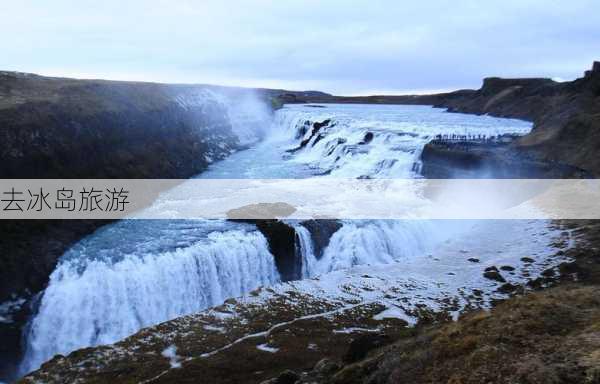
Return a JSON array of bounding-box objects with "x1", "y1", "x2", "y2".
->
[
  {"x1": 256, "y1": 343, "x2": 279, "y2": 353},
  {"x1": 203, "y1": 324, "x2": 226, "y2": 333},
  {"x1": 211, "y1": 311, "x2": 236, "y2": 320},
  {"x1": 161, "y1": 345, "x2": 182, "y2": 369},
  {"x1": 333, "y1": 327, "x2": 381, "y2": 334},
  {"x1": 0, "y1": 297, "x2": 26, "y2": 324},
  {"x1": 373, "y1": 306, "x2": 415, "y2": 324}
]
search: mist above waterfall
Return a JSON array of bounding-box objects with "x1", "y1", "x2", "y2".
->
[
  {"x1": 227, "y1": 91, "x2": 274, "y2": 144},
  {"x1": 172, "y1": 86, "x2": 273, "y2": 147}
]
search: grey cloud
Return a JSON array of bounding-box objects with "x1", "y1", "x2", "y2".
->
[{"x1": 1, "y1": 0, "x2": 598, "y2": 94}]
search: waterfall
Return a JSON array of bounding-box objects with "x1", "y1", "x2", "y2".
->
[
  {"x1": 19, "y1": 229, "x2": 279, "y2": 375},
  {"x1": 276, "y1": 104, "x2": 531, "y2": 178},
  {"x1": 18, "y1": 104, "x2": 533, "y2": 377},
  {"x1": 294, "y1": 220, "x2": 470, "y2": 278},
  {"x1": 293, "y1": 224, "x2": 318, "y2": 278}
]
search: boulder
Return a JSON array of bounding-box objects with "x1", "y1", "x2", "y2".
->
[
  {"x1": 343, "y1": 333, "x2": 391, "y2": 363},
  {"x1": 260, "y1": 370, "x2": 300, "y2": 384},
  {"x1": 497, "y1": 283, "x2": 517, "y2": 294},
  {"x1": 299, "y1": 220, "x2": 342, "y2": 259},
  {"x1": 359, "y1": 132, "x2": 374, "y2": 144},
  {"x1": 483, "y1": 266, "x2": 506, "y2": 283},
  {"x1": 541, "y1": 268, "x2": 555, "y2": 277},
  {"x1": 314, "y1": 358, "x2": 340, "y2": 375}
]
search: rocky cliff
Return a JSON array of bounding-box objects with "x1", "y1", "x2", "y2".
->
[
  {"x1": 0, "y1": 72, "x2": 242, "y2": 179},
  {"x1": 427, "y1": 63, "x2": 600, "y2": 176}
]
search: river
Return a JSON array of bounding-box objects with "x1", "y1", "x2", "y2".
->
[{"x1": 19, "y1": 103, "x2": 534, "y2": 374}]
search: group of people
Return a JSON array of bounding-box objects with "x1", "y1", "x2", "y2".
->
[{"x1": 433, "y1": 133, "x2": 498, "y2": 142}]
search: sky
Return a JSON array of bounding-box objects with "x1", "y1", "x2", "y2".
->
[{"x1": 1, "y1": 0, "x2": 599, "y2": 95}]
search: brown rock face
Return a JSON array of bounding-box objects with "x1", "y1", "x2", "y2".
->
[{"x1": 483, "y1": 266, "x2": 506, "y2": 283}]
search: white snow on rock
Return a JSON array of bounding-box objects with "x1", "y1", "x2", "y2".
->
[
  {"x1": 333, "y1": 327, "x2": 381, "y2": 334},
  {"x1": 0, "y1": 297, "x2": 26, "y2": 324},
  {"x1": 161, "y1": 345, "x2": 182, "y2": 369},
  {"x1": 373, "y1": 306, "x2": 414, "y2": 324},
  {"x1": 203, "y1": 324, "x2": 226, "y2": 333},
  {"x1": 256, "y1": 343, "x2": 279, "y2": 353},
  {"x1": 237, "y1": 219, "x2": 571, "y2": 324}
]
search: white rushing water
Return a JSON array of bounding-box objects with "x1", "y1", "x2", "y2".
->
[
  {"x1": 308, "y1": 220, "x2": 469, "y2": 275},
  {"x1": 19, "y1": 222, "x2": 279, "y2": 374},
  {"x1": 19, "y1": 103, "x2": 533, "y2": 375}
]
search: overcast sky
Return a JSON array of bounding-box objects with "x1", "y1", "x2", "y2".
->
[{"x1": 1, "y1": 1, "x2": 599, "y2": 95}]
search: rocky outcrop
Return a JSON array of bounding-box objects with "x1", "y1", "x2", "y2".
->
[
  {"x1": 422, "y1": 62, "x2": 600, "y2": 177},
  {"x1": 419, "y1": 138, "x2": 592, "y2": 178},
  {"x1": 483, "y1": 266, "x2": 506, "y2": 283},
  {"x1": 584, "y1": 60, "x2": 600, "y2": 77},
  {"x1": 287, "y1": 119, "x2": 333, "y2": 152},
  {"x1": 250, "y1": 219, "x2": 343, "y2": 281},
  {"x1": 254, "y1": 220, "x2": 300, "y2": 281},
  {"x1": 358, "y1": 132, "x2": 374, "y2": 145},
  {"x1": 299, "y1": 219, "x2": 342, "y2": 258}
]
